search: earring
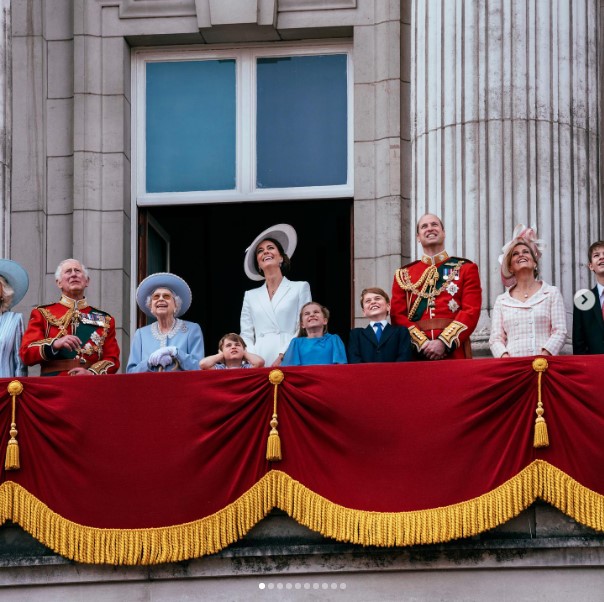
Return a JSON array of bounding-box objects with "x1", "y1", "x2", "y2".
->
[{"x1": 279, "y1": 261, "x2": 283, "y2": 267}]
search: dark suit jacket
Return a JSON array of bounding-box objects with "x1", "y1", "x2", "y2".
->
[
  {"x1": 348, "y1": 323, "x2": 412, "y2": 363},
  {"x1": 573, "y1": 285, "x2": 604, "y2": 354}
]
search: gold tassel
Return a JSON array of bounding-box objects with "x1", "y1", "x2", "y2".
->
[
  {"x1": 5, "y1": 380, "x2": 24, "y2": 470},
  {"x1": 532, "y1": 358, "x2": 549, "y2": 448},
  {"x1": 266, "y1": 369, "x2": 284, "y2": 461}
]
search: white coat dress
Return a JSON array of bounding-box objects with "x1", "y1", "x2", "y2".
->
[{"x1": 240, "y1": 277, "x2": 311, "y2": 365}]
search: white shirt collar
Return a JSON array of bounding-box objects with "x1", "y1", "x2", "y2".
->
[
  {"x1": 370, "y1": 320, "x2": 388, "y2": 328},
  {"x1": 597, "y1": 282, "x2": 604, "y2": 300}
]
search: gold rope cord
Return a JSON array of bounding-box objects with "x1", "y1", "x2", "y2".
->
[
  {"x1": 532, "y1": 358, "x2": 549, "y2": 448},
  {"x1": 0, "y1": 461, "x2": 602, "y2": 565},
  {"x1": 4, "y1": 381, "x2": 23, "y2": 471},
  {"x1": 266, "y1": 369, "x2": 284, "y2": 461}
]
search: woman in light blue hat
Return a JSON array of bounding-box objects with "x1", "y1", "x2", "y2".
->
[
  {"x1": 126, "y1": 273, "x2": 204, "y2": 373},
  {"x1": 0, "y1": 259, "x2": 29, "y2": 377}
]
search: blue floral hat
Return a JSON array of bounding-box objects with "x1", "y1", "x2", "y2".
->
[{"x1": 136, "y1": 272, "x2": 192, "y2": 317}]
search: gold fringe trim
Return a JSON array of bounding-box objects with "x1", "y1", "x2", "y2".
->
[
  {"x1": 0, "y1": 461, "x2": 602, "y2": 564},
  {"x1": 0, "y1": 477, "x2": 277, "y2": 565},
  {"x1": 274, "y1": 461, "x2": 604, "y2": 546}
]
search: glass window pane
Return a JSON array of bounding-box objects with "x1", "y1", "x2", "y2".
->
[
  {"x1": 256, "y1": 54, "x2": 348, "y2": 189},
  {"x1": 146, "y1": 60, "x2": 236, "y2": 193}
]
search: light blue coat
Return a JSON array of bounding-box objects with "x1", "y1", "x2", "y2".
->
[
  {"x1": 127, "y1": 319, "x2": 204, "y2": 373},
  {"x1": 0, "y1": 312, "x2": 26, "y2": 377}
]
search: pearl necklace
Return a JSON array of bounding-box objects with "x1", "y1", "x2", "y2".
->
[{"x1": 151, "y1": 319, "x2": 183, "y2": 345}]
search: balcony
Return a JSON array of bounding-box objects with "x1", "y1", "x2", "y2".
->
[{"x1": 0, "y1": 357, "x2": 602, "y2": 598}]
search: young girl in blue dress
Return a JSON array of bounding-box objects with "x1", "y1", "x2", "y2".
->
[{"x1": 281, "y1": 302, "x2": 347, "y2": 366}]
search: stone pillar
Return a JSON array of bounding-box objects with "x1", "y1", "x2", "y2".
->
[
  {"x1": 0, "y1": 0, "x2": 9, "y2": 258},
  {"x1": 412, "y1": 0, "x2": 600, "y2": 351},
  {"x1": 73, "y1": 0, "x2": 131, "y2": 354},
  {"x1": 352, "y1": 0, "x2": 406, "y2": 325}
]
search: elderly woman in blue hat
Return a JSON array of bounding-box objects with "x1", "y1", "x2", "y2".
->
[
  {"x1": 240, "y1": 224, "x2": 312, "y2": 366},
  {"x1": 0, "y1": 259, "x2": 29, "y2": 378},
  {"x1": 126, "y1": 273, "x2": 204, "y2": 373}
]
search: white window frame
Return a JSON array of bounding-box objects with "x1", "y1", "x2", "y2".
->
[{"x1": 131, "y1": 41, "x2": 354, "y2": 207}]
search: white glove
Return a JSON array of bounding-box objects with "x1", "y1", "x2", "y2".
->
[
  {"x1": 158, "y1": 353, "x2": 175, "y2": 368},
  {"x1": 148, "y1": 346, "x2": 176, "y2": 368}
]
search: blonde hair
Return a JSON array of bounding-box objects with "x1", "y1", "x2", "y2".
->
[
  {"x1": 506, "y1": 239, "x2": 540, "y2": 279},
  {"x1": 0, "y1": 276, "x2": 14, "y2": 313}
]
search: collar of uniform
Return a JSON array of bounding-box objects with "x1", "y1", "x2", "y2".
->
[
  {"x1": 59, "y1": 295, "x2": 88, "y2": 310},
  {"x1": 421, "y1": 250, "x2": 449, "y2": 266}
]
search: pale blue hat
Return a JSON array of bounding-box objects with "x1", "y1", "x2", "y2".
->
[
  {"x1": 0, "y1": 259, "x2": 29, "y2": 307},
  {"x1": 136, "y1": 272, "x2": 192, "y2": 318}
]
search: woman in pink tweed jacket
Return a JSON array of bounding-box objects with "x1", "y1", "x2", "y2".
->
[{"x1": 489, "y1": 226, "x2": 567, "y2": 358}]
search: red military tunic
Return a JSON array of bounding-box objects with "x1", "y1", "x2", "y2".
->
[
  {"x1": 391, "y1": 251, "x2": 482, "y2": 359},
  {"x1": 20, "y1": 295, "x2": 120, "y2": 375}
]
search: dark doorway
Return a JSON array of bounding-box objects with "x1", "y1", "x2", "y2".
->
[{"x1": 139, "y1": 200, "x2": 353, "y2": 355}]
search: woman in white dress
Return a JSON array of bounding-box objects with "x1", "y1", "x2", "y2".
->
[
  {"x1": 0, "y1": 259, "x2": 29, "y2": 378},
  {"x1": 240, "y1": 224, "x2": 311, "y2": 366},
  {"x1": 489, "y1": 225, "x2": 567, "y2": 358}
]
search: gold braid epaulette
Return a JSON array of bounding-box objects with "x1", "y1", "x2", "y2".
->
[
  {"x1": 38, "y1": 306, "x2": 76, "y2": 335},
  {"x1": 395, "y1": 260, "x2": 464, "y2": 321}
]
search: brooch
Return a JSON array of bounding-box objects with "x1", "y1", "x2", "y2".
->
[{"x1": 448, "y1": 299, "x2": 460, "y2": 313}]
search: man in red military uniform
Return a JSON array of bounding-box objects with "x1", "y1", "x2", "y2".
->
[
  {"x1": 20, "y1": 259, "x2": 120, "y2": 376},
  {"x1": 391, "y1": 214, "x2": 482, "y2": 360}
]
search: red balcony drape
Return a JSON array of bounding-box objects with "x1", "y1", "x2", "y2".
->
[{"x1": 0, "y1": 356, "x2": 602, "y2": 564}]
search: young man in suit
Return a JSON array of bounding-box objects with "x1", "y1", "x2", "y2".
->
[
  {"x1": 573, "y1": 240, "x2": 604, "y2": 354},
  {"x1": 348, "y1": 287, "x2": 412, "y2": 363}
]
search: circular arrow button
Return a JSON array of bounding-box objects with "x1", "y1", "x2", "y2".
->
[{"x1": 573, "y1": 288, "x2": 596, "y2": 311}]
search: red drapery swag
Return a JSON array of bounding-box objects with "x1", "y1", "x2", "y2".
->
[{"x1": 0, "y1": 356, "x2": 602, "y2": 564}]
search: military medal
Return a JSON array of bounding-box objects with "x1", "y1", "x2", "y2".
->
[{"x1": 446, "y1": 282, "x2": 459, "y2": 296}]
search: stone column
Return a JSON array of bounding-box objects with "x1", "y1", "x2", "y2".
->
[
  {"x1": 352, "y1": 0, "x2": 406, "y2": 325},
  {"x1": 0, "y1": 0, "x2": 9, "y2": 257},
  {"x1": 412, "y1": 0, "x2": 600, "y2": 351}
]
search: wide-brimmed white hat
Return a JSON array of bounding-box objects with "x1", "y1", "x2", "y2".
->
[
  {"x1": 0, "y1": 259, "x2": 29, "y2": 308},
  {"x1": 244, "y1": 224, "x2": 298, "y2": 281},
  {"x1": 136, "y1": 272, "x2": 192, "y2": 317}
]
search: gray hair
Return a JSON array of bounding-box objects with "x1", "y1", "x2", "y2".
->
[
  {"x1": 54, "y1": 259, "x2": 90, "y2": 281},
  {"x1": 0, "y1": 275, "x2": 14, "y2": 313},
  {"x1": 146, "y1": 288, "x2": 183, "y2": 316}
]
